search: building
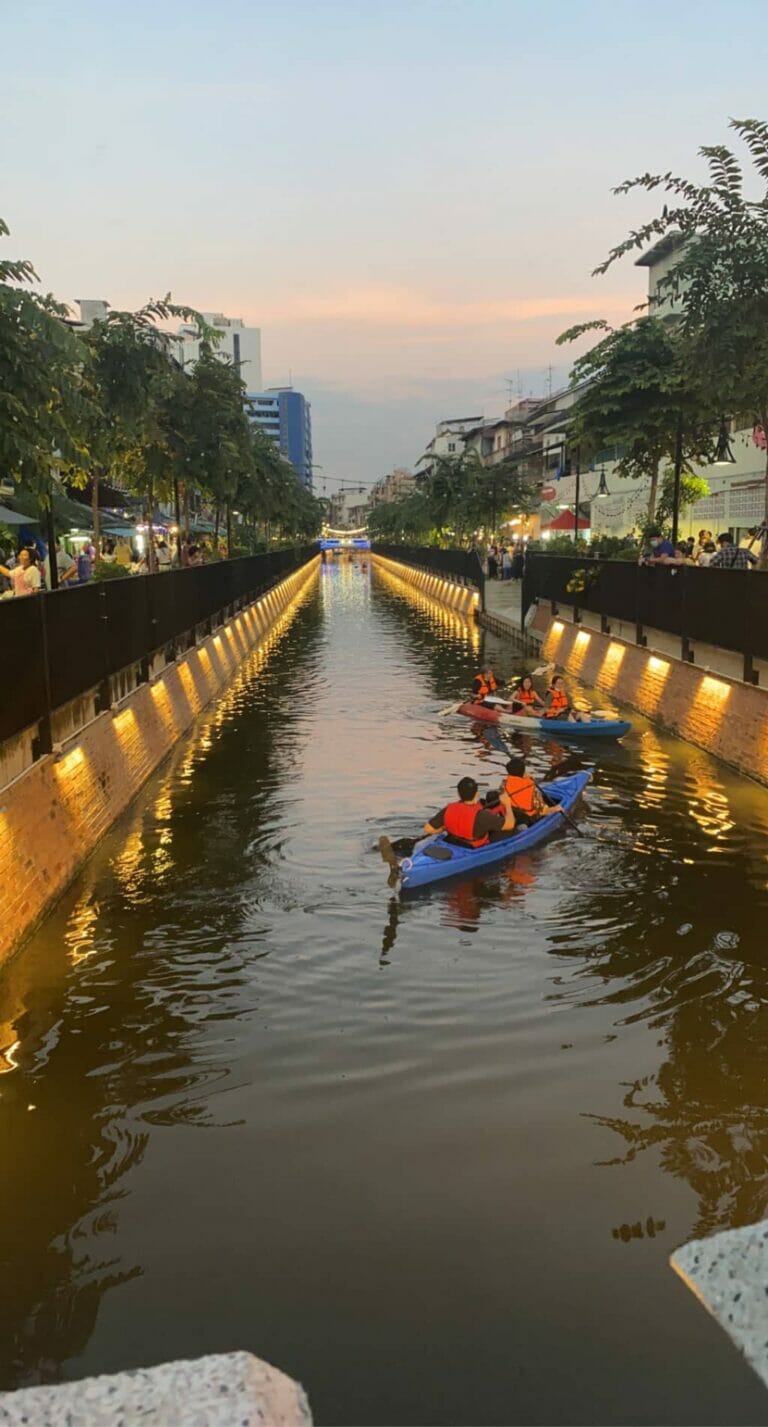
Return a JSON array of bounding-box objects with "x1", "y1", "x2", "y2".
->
[
  {"x1": 245, "y1": 387, "x2": 314, "y2": 487},
  {"x1": 328, "y1": 484, "x2": 370, "y2": 529},
  {"x1": 636, "y1": 233, "x2": 687, "y2": 321},
  {"x1": 175, "y1": 312, "x2": 262, "y2": 390},
  {"x1": 370, "y1": 467, "x2": 415, "y2": 505},
  {"x1": 72, "y1": 299, "x2": 109, "y2": 328},
  {"x1": 416, "y1": 417, "x2": 482, "y2": 478}
]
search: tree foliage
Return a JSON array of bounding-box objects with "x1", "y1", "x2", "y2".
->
[
  {"x1": 557, "y1": 317, "x2": 716, "y2": 519},
  {"x1": 0, "y1": 218, "x2": 322, "y2": 551},
  {"x1": 0, "y1": 220, "x2": 89, "y2": 501},
  {"x1": 591, "y1": 116, "x2": 768, "y2": 528},
  {"x1": 368, "y1": 451, "x2": 535, "y2": 546}
]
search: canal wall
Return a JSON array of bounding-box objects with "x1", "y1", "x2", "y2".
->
[
  {"x1": 531, "y1": 603, "x2": 768, "y2": 786},
  {"x1": 0, "y1": 557, "x2": 320, "y2": 967},
  {"x1": 370, "y1": 552, "x2": 478, "y2": 616}
]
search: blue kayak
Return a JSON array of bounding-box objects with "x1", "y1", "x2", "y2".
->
[
  {"x1": 457, "y1": 702, "x2": 631, "y2": 739},
  {"x1": 498, "y1": 711, "x2": 631, "y2": 738},
  {"x1": 399, "y1": 771, "x2": 591, "y2": 890}
]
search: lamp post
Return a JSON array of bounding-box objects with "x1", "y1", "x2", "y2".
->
[{"x1": 671, "y1": 411, "x2": 684, "y2": 547}]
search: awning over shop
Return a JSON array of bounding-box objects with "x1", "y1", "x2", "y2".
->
[{"x1": 543, "y1": 510, "x2": 590, "y2": 532}]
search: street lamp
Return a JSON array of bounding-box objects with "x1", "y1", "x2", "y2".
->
[
  {"x1": 596, "y1": 466, "x2": 609, "y2": 498},
  {"x1": 713, "y1": 416, "x2": 736, "y2": 467}
]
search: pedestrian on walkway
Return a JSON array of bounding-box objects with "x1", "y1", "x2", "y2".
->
[
  {"x1": 487, "y1": 544, "x2": 498, "y2": 581},
  {"x1": 0, "y1": 547, "x2": 42, "y2": 597},
  {"x1": 501, "y1": 547, "x2": 512, "y2": 581},
  {"x1": 696, "y1": 541, "x2": 716, "y2": 567},
  {"x1": 710, "y1": 533, "x2": 757, "y2": 569},
  {"x1": 44, "y1": 539, "x2": 78, "y2": 589}
]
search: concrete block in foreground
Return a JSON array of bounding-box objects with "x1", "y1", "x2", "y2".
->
[
  {"x1": 672, "y1": 1222, "x2": 768, "y2": 1391},
  {"x1": 0, "y1": 1350, "x2": 313, "y2": 1426}
]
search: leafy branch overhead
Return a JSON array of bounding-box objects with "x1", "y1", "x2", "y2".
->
[{"x1": 559, "y1": 117, "x2": 768, "y2": 529}]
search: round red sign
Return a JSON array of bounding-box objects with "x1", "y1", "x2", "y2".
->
[{"x1": 540, "y1": 483, "x2": 557, "y2": 502}]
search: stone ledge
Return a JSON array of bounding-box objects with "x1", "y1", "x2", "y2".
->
[
  {"x1": 672, "y1": 1223, "x2": 768, "y2": 1394},
  {"x1": 0, "y1": 1351, "x2": 313, "y2": 1426}
]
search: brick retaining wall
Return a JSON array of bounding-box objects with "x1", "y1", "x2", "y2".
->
[
  {"x1": 532, "y1": 604, "x2": 768, "y2": 785},
  {"x1": 0, "y1": 557, "x2": 320, "y2": 966}
]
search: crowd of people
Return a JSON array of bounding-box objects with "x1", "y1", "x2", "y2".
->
[
  {"x1": 486, "y1": 542, "x2": 525, "y2": 581},
  {"x1": 643, "y1": 527, "x2": 762, "y2": 569},
  {"x1": 0, "y1": 530, "x2": 230, "y2": 599}
]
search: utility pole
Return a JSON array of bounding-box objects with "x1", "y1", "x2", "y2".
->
[{"x1": 573, "y1": 446, "x2": 581, "y2": 546}]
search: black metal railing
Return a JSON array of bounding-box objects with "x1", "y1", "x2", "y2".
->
[
  {"x1": 522, "y1": 554, "x2": 765, "y2": 683},
  {"x1": 371, "y1": 543, "x2": 485, "y2": 605},
  {"x1": 1, "y1": 546, "x2": 317, "y2": 748}
]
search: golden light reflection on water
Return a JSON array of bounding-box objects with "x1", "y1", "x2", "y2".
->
[
  {"x1": 637, "y1": 728, "x2": 670, "y2": 810},
  {"x1": 0, "y1": 565, "x2": 321, "y2": 1078},
  {"x1": 371, "y1": 561, "x2": 480, "y2": 652},
  {"x1": 684, "y1": 752, "x2": 735, "y2": 845},
  {"x1": 65, "y1": 896, "x2": 101, "y2": 966}
]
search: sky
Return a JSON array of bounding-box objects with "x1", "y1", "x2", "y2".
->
[{"x1": 3, "y1": 0, "x2": 768, "y2": 490}]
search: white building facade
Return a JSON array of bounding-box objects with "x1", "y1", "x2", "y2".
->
[{"x1": 174, "y1": 312, "x2": 262, "y2": 390}]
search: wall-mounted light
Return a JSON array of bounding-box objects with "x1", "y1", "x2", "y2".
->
[{"x1": 596, "y1": 467, "x2": 609, "y2": 498}]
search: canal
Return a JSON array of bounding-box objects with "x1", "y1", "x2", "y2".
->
[{"x1": 2, "y1": 558, "x2": 768, "y2": 1425}]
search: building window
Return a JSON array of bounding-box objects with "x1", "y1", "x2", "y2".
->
[
  {"x1": 448, "y1": 442, "x2": 456, "y2": 453},
  {"x1": 233, "y1": 333, "x2": 241, "y2": 366}
]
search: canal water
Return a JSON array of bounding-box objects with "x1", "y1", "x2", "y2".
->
[{"x1": 3, "y1": 559, "x2": 768, "y2": 1425}]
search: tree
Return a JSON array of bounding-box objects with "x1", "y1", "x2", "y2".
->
[
  {"x1": 0, "y1": 219, "x2": 91, "y2": 574},
  {"x1": 368, "y1": 452, "x2": 534, "y2": 546},
  {"x1": 591, "y1": 117, "x2": 768, "y2": 535},
  {"x1": 654, "y1": 471, "x2": 709, "y2": 534},
  {"x1": 557, "y1": 317, "x2": 715, "y2": 519},
  {"x1": 175, "y1": 341, "x2": 254, "y2": 552},
  {"x1": 80, "y1": 298, "x2": 202, "y2": 566},
  {"x1": 367, "y1": 489, "x2": 433, "y2": 543},
  {"x1": 472, "y1": 460, "x2": 536, "y2": 535}
]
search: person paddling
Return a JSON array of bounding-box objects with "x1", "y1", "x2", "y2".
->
[
  {"x1": 424, "y1": 775, "x2": 516, "y2": 846},
  {"x1": 501, "y1": 756, "x2": 559, "y2": 826},
  {"x1": 544, "y1": 675, "x2": 590, "y2": 723},
  {"x1": 510, "y1": 674, "x2": 546, "y2": 717},
  {"x1": 471, "y1": 664, "x2": 499, "y2": 707}
]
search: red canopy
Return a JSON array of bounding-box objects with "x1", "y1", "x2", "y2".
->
[{"x1": 543, "y1": 510, "x2": 590, "y2": 532}]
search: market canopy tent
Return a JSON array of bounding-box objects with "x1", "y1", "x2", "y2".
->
[
  {"x1": 0, "y1": 504, "x2": 39, "y2": 526},
  {"x1": 542, "y1": 510, "x2": 590, "y2": 532}
]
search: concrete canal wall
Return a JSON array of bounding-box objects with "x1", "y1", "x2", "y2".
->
[
  {"x1": 0, "y1": 557, "x2": 320, "y2": 967},
  {"x1": 531, "y1": 603, "x2": 768, "y2": 786},
  {"x1": 0, "y1": 1350, "x2": 313, "y2": 1426},
  {"x1": 370, "y1": 552, "x2": 479, "y2": 616}
]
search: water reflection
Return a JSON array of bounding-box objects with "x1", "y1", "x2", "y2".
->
[
  {"x1": 2, "y1": 561, "x2": 768, "y2": 1423},
  {"x1": 0, "y1": 574, "x2": 322, "y2": 1387}
]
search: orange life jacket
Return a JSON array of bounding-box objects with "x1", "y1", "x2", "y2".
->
[
  {"x1": 443, "y1": 801, "x2": 488, "y2": 847},
  {"x1": 515, "y1": 687, "x2": 536, "y2": 705},
  {"x1": 503, "y1": 775, "x2": 538, "y2": 814},
  {"x1": 546, "y1": 686, "x2": 569, "y2": 717},
  {"x1": 473, "y1": 671, "x2": 497, "y2": 703}
]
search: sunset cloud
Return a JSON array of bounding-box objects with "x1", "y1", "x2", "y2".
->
[{"x1": 247, "y1": 286, "x2": 638, "y2": 332}]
